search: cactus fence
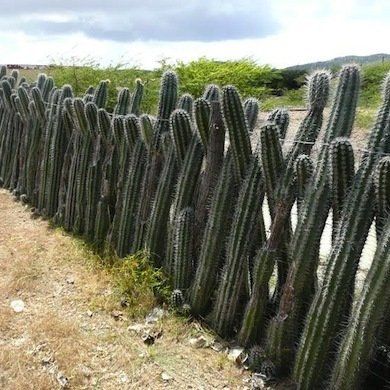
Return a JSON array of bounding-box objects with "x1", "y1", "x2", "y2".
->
[{"x1": 0, "y1": 64, "x2": 389, "y2": 389}]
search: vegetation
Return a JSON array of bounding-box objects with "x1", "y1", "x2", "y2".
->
[{"x1": 1, "y1": 62, "x2": 389, "y2": 390}]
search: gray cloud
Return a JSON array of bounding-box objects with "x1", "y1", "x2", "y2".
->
[{"x1": 2, "y1": 0, "x2": 279, "y2": 42}]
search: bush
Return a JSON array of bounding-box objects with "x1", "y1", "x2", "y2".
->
[{"x1": 174, "y1": 57, "x2": 281, "y2": 99}]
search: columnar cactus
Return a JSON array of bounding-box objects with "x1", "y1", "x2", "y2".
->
[
  {"x1": 190, "y1": 156, "x2": 234, "y2": 315},
  {"x1": 145, "y1": 145, "x2": 178, "y2": 265},
  {"x1": 330, "y1": 137, "x2": 355, "y2": 241},
  {"x1": 165, "y1": 135, "x2": 204, "y2": 273},
  {"x1": 133, "y1": 70, "x2": 178, "y2": 251},
  {"x1": 244, "y1": 98, "x2": 259, "y2": 133},
  {"x1": 211, "y1": 148, "x2": 265, "y2": 337},
  {"x1": 221, "y1": 85, "x2": 252, "y2": 181},
  {"x1": 266, "y1": 65, "x2": 361, "y2": 375},
  {"x1": 194, "y1": 97, "x2": 211, "y2": 149},
  {"x1": 93, "y1": 80, "x2": 108, "y2": 109},
  {"x1": 295, "y1": 154, "x2": 314, "y2": 216},
  {"x1": 172, "y1": 207, "x2": 194, "y2": 292},
  {"x1": 114, "y1": 88, "x2": 131, "y2": 115},
  {"x1": 329, "y1": 216, "x2": 390, "y2": 390},
  {"x1": 140, "y1": 114, "x2": 155, "y2": 149},
  {"x1": 169, "y1": 109, "x2": 193, "y2": 164},
  {"x1": 267, "y1": 108, "x2": 290, "y2": 142},
  {"x1": 130, "y1": 78, "x2": 144, "y2": 116},
  {"x1": 177, "y1": 93, "x2": 193, "y2": 118},
  {"x1": 116, "y1": 139, "x2": 147, "y2": 257},
  {"x1": 374, "y1": 156, "x2": 390, "y2": 238},
  {"x1": 293, "y1": 71, "x2": 390, "y2": 389}
]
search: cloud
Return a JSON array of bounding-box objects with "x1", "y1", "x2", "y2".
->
[{"x1": 0, "y1": 1, "x2": 279, "y2": 42}]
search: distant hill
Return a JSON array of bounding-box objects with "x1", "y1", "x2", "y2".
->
[{"x1": 286, "y1": 53, "x2": 390, "y2": 71}]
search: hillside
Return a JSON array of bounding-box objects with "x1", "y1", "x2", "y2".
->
[{"x1": 287, "y1": 53, "x2": 390, "y2": 71}]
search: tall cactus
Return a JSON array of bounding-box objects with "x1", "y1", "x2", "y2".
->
[
  {"x1": 266, "y1": 65, "x2": 361, "y2": 375},
  {"x1": 139, "y1": 114, "x2": 155, "y2": 150},
  {"x1": 244, "y1": 98, "x2": 259, "y2": 133},
  {"x1": 211, "y1": 148, "x2": 264, "y2": 337},
  {"x1": 190, "y1": 156, "x2": 234, "y2": 315},
  {"x1": 330, "y1": 137, "x2": 355, "y2": 241},
  {"x1": 172, "y1": 207, "x2": 194, "y2": 292},
  {"x1": 116, "y1": 139, "x2": 147, "y2": 257},
  {"x1": 93, "y1": 80, "x2": 108, "y2": 109},
  {"x1": 130, "y1": 78, "x2": 144, "y2": 116},
  {"x1": 267, "y1": 108, "x2": 289, "y2": 142},
  {"x1": 295, "y1": 154, "x2": 314, "y2": 216},
  {"x1": 165, "y1": 136, "x2": 204, "y2": 273},
  {"x1": 293, "y1": 71, "x2": 390, "y2": 389},
  {"x1": 177, "y1": 93, "x2": 193, "y2": 118},
  {"x1": 374, "y1": 156, "x2": 390, "y2": 238},
  {"x1": 221, "y1": 85, "x2": 252, "y2": 181},
  {"x1": 133, "y1": 70, "x2": 178, "y2": 250},
  {"x1": 169, "y1": 109, "x2": 193, "y2": 164},
  {"x1": 145, "y1": 145, "x2": 178, "y2": 265},
  {"x1": 194, "y1": 97, "x2": 211, "y2": 149},
  {"x1": 330, "y1": 216, "x2": 390, "y2": 390}
]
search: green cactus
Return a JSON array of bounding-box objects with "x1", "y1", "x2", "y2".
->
[
  {"x1": 194, "y1": 97, "x2": 211, "y2": 150},
  {"x1": 374, "y1": 156, "x2": 390, "y2": 238},
  {"x1": 177, "y1": 93, "x2": 193, "y2": 118},
  {"x1": 165, "y1": 135, "x2": 204, "y2": 274},
  {"x1": 145, "y1": 145, "x2": 177, "y2": 265},
  {"x1": 244, "y1": 98, "x2": 259, "y2": 133},
  {"x1": 267, "y1": 108, "x2": 289, "y2": 142},
  {"x1": 114, "y1": 88, "x2": 131, "y2": 115},
  {"x1": 330, "y1": 137, "x2": 355, "y2": 241},
  {"x1": 170, "y1": 109, "x2": 193, "y2": 164},
  {"x1": 93, "y1": 80, "x2": 108, "y2": 109},
  {"x1": 211, "y1": 148, "x2": 265, "y2": 337},
  {"x1": 221, "y1": 85, "x2": 252, "y2": 181},
  {"x1": 190, "y1": 156, "x2": 234, "y2": 315},
  {"x1": 133, "y1": 70, "x2": 178, "y2": 251},
  {"x1": 293, "y1": 71, "x2": 389, "y2": 390},
  {"x1": 116, "y1": 139, "x2": 147, "y2": 257},
  {"x1": 266, "y1": 65, "x2": 360, "y2": 375},
  {"x1": 130, "y1": 78, "x2": 144, "y2": 116},
  {"x1": 173, "y1": 207, "x2": 194, "y2": 291},
  {"x1": 295, "y1": 154, "x2": 314, "y2": 216},
  {"x1": 330, "y1": 216, "x2": 390, "y2": 390},
  {"x1": 139, "y1": 114, "x2": 155, "y2": 150}
]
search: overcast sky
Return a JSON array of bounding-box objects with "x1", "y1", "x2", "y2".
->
[{"x1": 1, "y1": 0, "x2": 389, "y2": 68}]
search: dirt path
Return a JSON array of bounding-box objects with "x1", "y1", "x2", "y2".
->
[{"x1": 0, "y1": 190, "x2": 249, "y2": 390}]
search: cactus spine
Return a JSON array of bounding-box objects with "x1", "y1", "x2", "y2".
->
[
  {"x1": 374, "y1": 156, "x2": 390, "y2": 238},
  {"x1": 293, "y1": 70, "x2": 389, "y2": 389},
  {"x1": 330, "y1": 137, "x2": 355, "y2": 241},
  {"x1": 267, "y1": 108, "x2": 289, "y2": 142},
  {"x1": 266, "y1": 65, "x2": 360, "y2": 374},
  {"x1": 244, "y1": 98, "x2": 259, "y2": 133}
]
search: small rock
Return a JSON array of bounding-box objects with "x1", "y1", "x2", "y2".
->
[
  {"x1": 161, "y1": 372, "x2": 172, "y2": 381},
  {"x1": 227, "y1": 347, "x2": 247, "y2": 366},
  {"x1": 142, "y1": 333, "x2": 156, "y2": 346},
  {"x1": 56, "y1": 372, "x2": 69, "y2": 388},
  {"x1": 66, "y1": 276, "x2": 75, "y2": 285},
  {"x1": 145, "y1": 307, "x2": 166, "y2": 324},
  {"x1": 210, "y1": 340, "x2": 228, "y2": 352},
  {"x1": 128, "y1": 323, "x2": 149, "y2": 333},
  {"x1": 118, "y1": 372, "x2": 129, "y2": 383},
  {"x1": 188, "y1": 335, "x2": 208, "y2": 348},
  {"x1": 10, "y1": 299, "x2": 25, "y2": 313},
  {"x1": 86, "y1": 310, "x2": 93, "y2": 318},
  {"x1": 41, "y1": 356, "x2": 53, "y2": 366},
  {"x1": 111, "y1": 310, "x2": 123, "y2": 320},
  {"x1": 120, "y1": 297, "x2": 129, "y2": 308}
]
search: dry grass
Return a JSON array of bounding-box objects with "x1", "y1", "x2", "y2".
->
[{"x1": 0, "y1": 190, "x2": 249, "y2": 389}]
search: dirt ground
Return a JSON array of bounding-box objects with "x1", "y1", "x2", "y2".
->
[{"x1": 0, "y1": 190, "x2": 251, "y2": 390}]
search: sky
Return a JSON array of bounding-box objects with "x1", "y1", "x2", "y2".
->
[{"x1": 0, "y1": 0, "x2": 389, "y2": 69}]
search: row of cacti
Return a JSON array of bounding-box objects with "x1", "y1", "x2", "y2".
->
[{"x1": 0, "y1": 64, "x2": 389, "y2": 389}]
